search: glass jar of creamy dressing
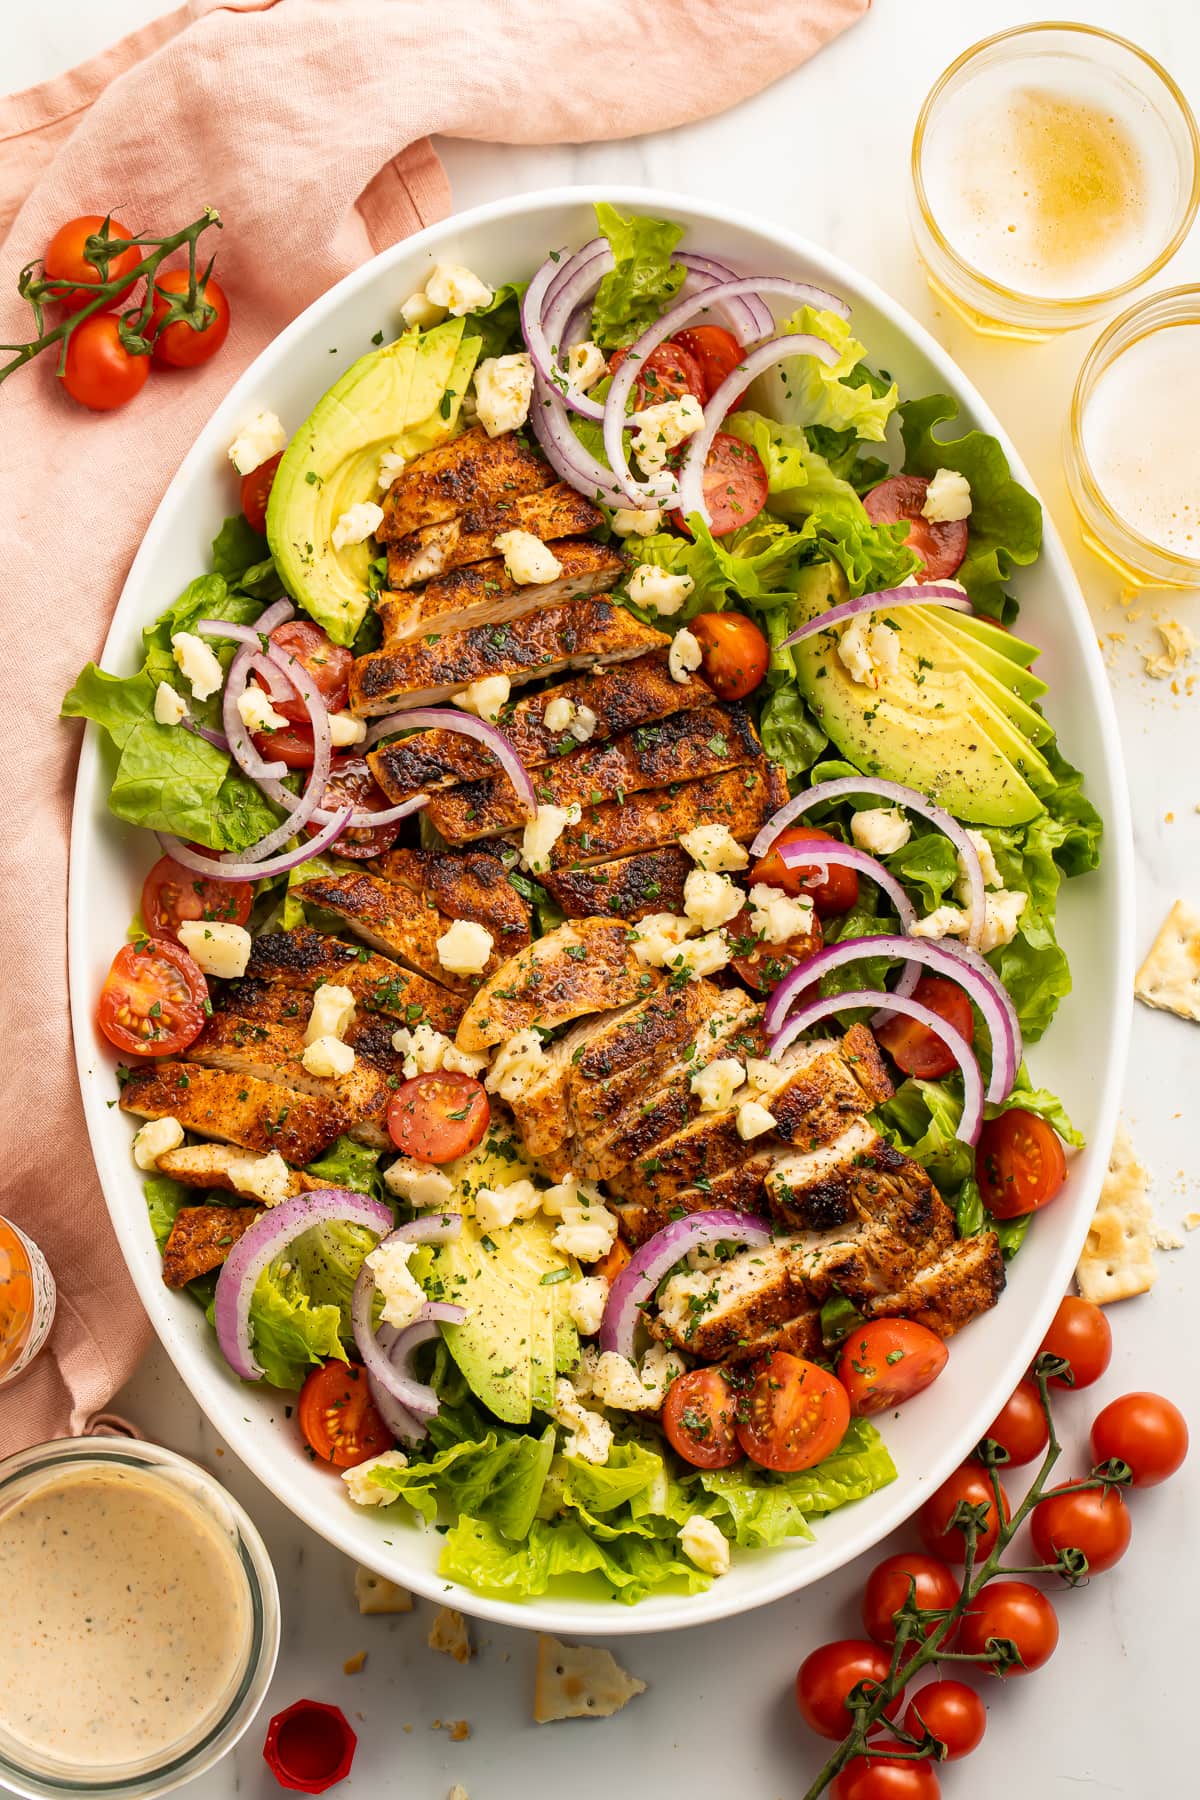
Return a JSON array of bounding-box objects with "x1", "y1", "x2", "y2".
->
[{"x1": 0, "y1": 1439, "x2": 279, "y2": 1799}]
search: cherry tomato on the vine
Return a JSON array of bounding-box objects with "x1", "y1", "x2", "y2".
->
[
  {"x1": 860, "y1": 1552, "x2": 961, "y2": 1647},
  {"x1": 1090, "y1": 1391, "x2": 1189, "y2": 1488},
  {"x1": 832, "y1": 1743, "x2": 941, "y2": 1800},
  {"x1": 902, "y1": 1681, "x2": 986, "y2": 1760},
  {"x1": 62, "y1": 315, "x2": 150, "y2": 412},
  {"x1": 1037, "y1": 1296, "x2": 1111, "y2": 1390},
  {"x1": 917, "y1": 1464, "x2": 1010, "y2": 1563},
  {"x1": 957, "y1": 1580, "x2": 1058, "y2": 1677},
  {"x1": 795, "y1": 1639, "x2": 901, "y2": 1740},
  {"x1": 44, "y1": 214, "x2": 139, "y2": 312},
  {"x1": 980, "y1": 1378, "x2": 1050, "y2": 1466},
  {"x1": 1030, "y1": 1477, "x2": 1131, "y2": 1574},
  {"x1": 150, "y1": 268, "x2": 231, "y2": 368}
]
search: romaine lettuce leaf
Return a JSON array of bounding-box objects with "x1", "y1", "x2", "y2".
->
[
  {"x1": 369, "y1": 1426, "x2": 556, "y2": 1540},
  {"x1": 590, "y1": 203, "x2": 685, "y2": 349},
  {"x1": 724, "y1": 409, "x2": 866, "y2": 526},
  {"x1": 248, "y1": 1263, "x2": 348, "y2": 1390},
  {"x1": 762, "y1": 307, "x2": 899, "y2": 441},
  {"x1": 304, "y1": 1136, "x2": 384, "y2": 1198},
  {"x1": 461, "y1": 281, "x2": 526, "y2": 361},
  {"x1": 438, "y1": 1515, "x2": 709, "y2": 1604}
]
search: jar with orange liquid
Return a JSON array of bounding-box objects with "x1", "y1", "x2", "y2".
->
[{"x1": 0, "y1": 1217, "x2": 56, "y2": 1387}]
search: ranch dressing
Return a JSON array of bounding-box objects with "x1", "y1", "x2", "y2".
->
[{"x1": 0, "y1": 1462, "x2": 252, "y2": 1774}]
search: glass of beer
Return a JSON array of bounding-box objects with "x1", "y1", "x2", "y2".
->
[{"x1": 910, "y1": 24, "x2": 1199, "y2": 340}]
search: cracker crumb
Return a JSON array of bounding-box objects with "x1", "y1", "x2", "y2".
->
[
  {"x1": 428, "y1": 1606, "x2": 473, "y2": 1663},
  {"x1": 533, "y1": 1634, "x2": 646, "y2": 1723},
  {"x1": 354, "y1": 1566, "x2": 413, "y2": 1615},
  {"x1": 1184, "y1": 1212, "x2": 1200, "y2": 1231},
  {"x1": 1143, "y1": 619, "x2": 1197, "y2": 679},
  {"x1": 449, "y1": 1720, "x2": 471, "y2": 1742},
  {"x1": 343, "y1": 1651, "x2": 367, "y2": 1675}
]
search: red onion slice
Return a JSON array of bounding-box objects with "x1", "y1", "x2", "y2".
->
[
  {"x1": 678, "y1": 253, "x2": 775, "y2": 339},
  {"x1": 603, "y1": 277, "x2": 848, "y2": 507},
  {"x1": 770, "y1": 987, "x2": 984, "y2": 1144},
  {"x1": 220, "y1": 644, "x2": 288, "y2": 784},
  {"x1": 155, "y1": 803, "x2": 353, "y2": 884},
  {"x1": 351, "y1": 1221, "x2": 464, "y2": 1418},
  {"x1": 750, "y1": 775, "x2": 987, "y2": 955},
  {"x1": 183, "y1": 719, "x2": 230, "y2": 752},
  {"x1": 774, "y1": 840, "x2": 920, "y2": 1005},
  {"x1": 779, "y1": 584, "x2": 973, "y2": 649},
  {"x1": 598, "y1": 1209, "x2": 773, "y2": 1360},
  {"x1": 675, "y1": 332, "x2": 841, "y2": 525},
  {"x1": 363, "y1": 703, "x2": 537, "y2": 819},
  {"x1": 520, "y1": 249, "x2": 573, "y2": 399},
  {"x1": 213, "y1": 1188, "x2": 393, "y2": 1382},
  {"x1": 530, "y1": 372, "x2": 632, "y2": 510},
  {"x1": 367, "y1": 1367, "x2": 426, "y2": 1445},
  {"x1": 763, "y1": 932, "x2": 1018, "y2": 1101}
]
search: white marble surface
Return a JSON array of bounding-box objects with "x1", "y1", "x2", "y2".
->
[{"x1": 10, "y1": 0, "x2": 1200, "y2": 1794}]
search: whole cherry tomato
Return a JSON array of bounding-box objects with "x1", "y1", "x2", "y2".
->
[
  {"x1": 150, "y1": 268, "x2": 231, "y2": 368},
  {"x1": 902, "y1": 1681, "x2": 985, "y2": 1760},
  {"x1": 1090, "y1": 1391, "x2": 1189, "y2": 1488},
  {"x1": 795, "y1": 1639, "x2": 901, "y2": 1740},
  {"x1": 1030, "y1": 1477, "x2": 1131, "y2": 1574},
  {"x1": 917, "y1": 1464, "x2": 1010, "y2": 1563},
  {"x1": 861, "y1": 1553, "x2": 960, "y2": 1647},
  {"x1": 62, "y1": 315, "x2": 149, "y2": 412},
  {"x1": 957, "y1": 1580, "x2": 1058, "y2": 1677},
  {"x1": 1037, "y1": 1296, "x2": 1111, "y2": 1390},
  {"x1": 43, "y1": 214, "x2": 139, "y2": 311}
]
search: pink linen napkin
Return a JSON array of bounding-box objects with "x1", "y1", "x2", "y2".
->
[{"x1": 0, "y1": 0, "x2": 870, "y2": 1453}]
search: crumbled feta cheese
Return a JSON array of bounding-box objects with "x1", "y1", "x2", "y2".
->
[
  {"x1": 632, "y1": 912, "x2": 693, "y2": 968},
  {"x1": 131, "y1": 1116, "x2": 184, "y2": 1171},
  {"x1": 390, "y1": 1022, "x2": 446, "y2": 1075},
  {"x1": 630, "y1": 395, "x2": 704, "y2": 475},
  {"x1": 567, "y1": 1276, "x2": 609, "y2": 1337},
  {"x1": 473, "y1": 352, "x2": 534, "y2": 437},
  {"x1": 176, "y1": 919, "x2": 252, "y2": 979},
  {"x1": 680, "y1": 1515, "x2": 731, "y2": 1577},
  {"x1": 657, "y1": 1268, "x2": 719, "y2": 1337},
  {"x1": 306, "y1": 983, "x2": 356, "y2": 1046},
  {"x1": 979, "y1": 888, "x2": 1027, "y2": 953},
  {"x1": 485, "y1": 1027, "x2": 550, "y2": 1104},
  {"x1": 424, "y1": 263, "x2": 494, "y2": 317},
  {"x1": 564, "y1": 340, "x2": 607, "y2": 393},
  {"x1": 342, "y1": 1449, "x2": 408, "y2": 1507},
  {"x1": 568, "y1": 701, "x2": 599, "y2": 743},
  {"x1": 909, "y1": 905, "x2": 971, "y2": 941},
  {"x1": 955, "y1": 827, "x2": 1002, "y2": 902},
  {"x1": 922, "y1": 467, "x2": 972, "y2": 523},
  {"x1": 669, "y1": 627, "x2": 703, "y2": 684},
  {"x1": 236, "y1": 685, "x2": 290, "y2": 735},
  {"x1": 670, "y1": 932, "x2": 730, "y2": 981},
  {"x1": 329, "y1": 711, "x2": 367, "y2": 747},
  {"x1": 227, "y1": 1151, "x2": 293, "y2": 1207},
  {"x1": 683, "y1": 868, "x2": 743, "y2": 932},
  {"x1": 494, "y1": 529, "x2": 563, "y2": 586},
  {"x1": 436, "y1": 919, "x2": 494, "y2": 976},
  {"x1": 383, "y1": 1157, "x2": 455, "y2": 1210},
  {"x1": 627, "y1": 563, "x2": 695, "y2": 616},
  {"x1": 543, "y1": 696, "x2": 597, "y2": 742},
  {"x1": 588, "y1": 1352, "x2": 656, "y2": 1413},
  {"x1": 748, "y1": 883, "x2": 815, "y2": 946},
  {"x1": 473, "y1": 1179, "x2": 542, "y2": 1231},
  {"x1": 377, "y1": 448, "x2": 407, "y2": 491},
  {"x1": 851, "y1": 806, "x2": 911, "y2": 856},
  {"x1": 153, "y1": 681, "x2": 189, "y2": 727},
  {"x1": 689, "y1": 1058, "x2": 746, "y2": 1114},
  {"x1": 743, "y1": 1056, "x2": 780, "y2": 1094},
  {"x1": 452, "y1": 672, "x2": 510, "y2": 723},
  {"x1": 836, "y1": 616, "x2": 901, "y2": 690},
  {"x1": 444, "y1": 1042, "x2": 488, "y2": 1077},
  {"x1": 640, "y1": 1343, "x2": 685, "y2": 1398},
  {"x1": 736, "y1": 1098, "x2": 777, "y2": 1141},
  {"x1": 551, "y1": 1377, "x2": 612, "y2": 1465},
  {"x1": 399, "y1": 289, "x2": 447, "y2": 330},
  {"x1": 678, "y1": 823, "x2": 748, "y2": 872},
  {"x1": 171, "y1": 632, "x2": 223, "y2": 702},
  {"x1": 543, "y1": 1175, "x2": 619, "y2": 1262},
  {"x1": 610, "y1": 507, "x2": 662, "y2": 537},
  {"x1": 302, "y1": 1033, "x2": 357, "y2": 1078},
  {"x1": 365, "y1": 1239, "x2": 425, "y2": 1330},
  {"x1": 228, "y1": 410, "x2": 286, "y2": 476},
  {"x1": 331, "y1": 501, "x2": 384, "y2": 550},
  {"x1": 521, "y1": 800, "x2": 580, "y2": 874}
]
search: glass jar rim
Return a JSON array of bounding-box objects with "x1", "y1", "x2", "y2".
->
[{"x1": 911, "y1": 21, "x2": 1200, "y2": 318}]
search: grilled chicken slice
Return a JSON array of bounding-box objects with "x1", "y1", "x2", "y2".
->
[
  {"x1": 652, "y1": 1240, "x2": 816, "y2": 1361},
  {"x1": 862, "y1": 1232, "x2": 1005, "y2": 1337},
  {"x1": 504, "y1": 1009, "x2": 635, "y2": 1162},
  {"x1": 767, "y1": 1026, "x2": 893, "y2": 1148},
  {"x1": 121, "y1": 1063, "x2": 352, "y2": 1164},
  {"x1": 542, "y1": 761, "x2": 789, "y2": 870},
  {"x1": 782, "y1": 1158, "x2": 954, "y2": 1304},
  {"x1": 370, "y1": 847, "x2": 531, "y2": 962},
  {"x1": 349, "y1": 596, "x2": 669, "y2": 716},
  {"x1": 455, "y1": 918, "x2": 654, "y2": 1053},
  {"x1": 156, "y1": 1143, "x2": 315, "y2": 1201},
  {"x1": 378, "y1": 541, "x2": 625, "y2": 646},
  {"x1": 724, "y1": 1310, "x2": 824, "y2": 1367},
  {"x1": 426, "y1": 703, "x2": 762, "y2": 844},
  {"x1": 378, "y1": 426, "x2": 555, "y2": 541},
  {"x1": 239, "y1": 928, "x2": 463, "y2": 1033},
  {"x1": 542, "y1": 847, "x2": 691, "y2": 923},
  {"x1": 286, "y1": 869, "x2": 459, "y2": 990},
  {"x1": 184, "y1": 1013, "x2": 391, "y2": 1144},
  {"x1": 613, "y1": 1153, "x2": 781, "y2": 1246},
  {"x1": 367, "y1": 651, "x2": 711, "y2": 804},
  {"x1": 162, "y1": 1204, "x2": 261, "y2": 1289},
  {"x1": 385, "y1": 480, "x2": 604, "y2": 588}
]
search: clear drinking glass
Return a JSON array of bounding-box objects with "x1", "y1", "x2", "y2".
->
[{"x1": 910, "y1": 24, "x2": 1200, "y2": 340}]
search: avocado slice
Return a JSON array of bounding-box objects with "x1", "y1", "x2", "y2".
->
[
  {"x1": 898, "y1": 614, "x2": 1054, "y2": 747},
  {"x1": 938, "y1": 610, "x2": 1041, "y2": 669},
  {"x1": 789, "y1": 562, "x2": 1044, "y2": 826},
  {"x1": 266, "y1": 319, "x2": 481, "y2": 646},
  {"x1": 914, "y1": 612, "x2": 1049, "y2": 711},
  {"x1": 418, "y1": 1133, "x2": 580, "y2": 1425}
]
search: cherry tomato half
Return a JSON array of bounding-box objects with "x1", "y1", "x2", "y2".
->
[
  {"x1": 610, "y1": 338, "x2": 706, "y2": 409},
  {"x1": 1090, "y1": 1391, "x2": 1189, "y2": 1488},
  {"x1": 141, "y1": 853, "x2": 252, "y2": 943},
  {"x1": 980, "y1": 1378, "x2": 1049, "y2": 1466},
  {"x1": 689, "y1": 610, "x2": 769, "y2": 701},
  {"x1": 976, "y1": 1109, "x2": 1068, "y2": 1219},
  {"x1": 875, "y1": 974, "x2": 974, "y2": 1080},
  {"x1": 303, "y1": 755, "x2": 400, "y2": 859},
  {"x1": 795, "y1": 1639, "x2": 901, "y2": 1740},
  {"x1": 673, "y1": 432, "x2": 769, "y2": 537},
  {"x1": 97, "y1": 937, "x2": 208, "y2": 1057},
  {"x1": 1037, "y1": 1296, "x2": 1111, "y2": 1390},
  {"x1": 957, "y1": 1580, "x2": 1058, "y2": 1677},
  {"x1": 43, "y1": 214, "x2": 139, "y2": 312},
  {"x1": 750, "y1": 824, "x2": 859, "y2": 918},
  {"x1": 61, "y1": 314, "x2": 150, "y2": 412},
  {"x1": 675, "y1": 325, "x2": 745, "y2": 401},
  {"x1": 861, "y1": 1552, "x2": 961, "y2": 1647},
  {"x1": 727, "y1": 901, "x2": 822, "y2": 995},
  {"x1": 864, "y1": 475, "x2": 968, "y2": 581},
  {"x1": 839, "y1": 1321, "x2": 949, "y2": 1418},
  {"x1": 150, "y1": 269, "x2": 231, "y2": 368},
  {"x1": 734, "y1": 1350, "x2": 850, "y2": 1473},
  {"x1": 662, "y1": 1368, "x2": 742, "y2": 1469},
  {"x1": 387, "y1": 1071, "x2": 489, "y2": 1164},
  {"x1": 832, "y1": 1742, "x2": 941, "y2": 1800},
  {"x1": 298, "y1": 1361, "x2": 391, "y2": 1467},
  {"x1": 261, "y1": 621, "x2": 354, "y2": 724},
  {"x1": 902, "y1": 1681, "x2": 985, "y2": 1760},
  {"x1": 918, "y1": 1464, "x2": 1010, "y2": 1563},
  {"x1": 249, "y1": 721, "x2": 316, "y2": 769},
  {"x1": 1031, "y1": 1477, "x2": 1131, "y2": 1575},
  {"x1": 241, "y1": 450, "x2": 283, "y2": 533}
]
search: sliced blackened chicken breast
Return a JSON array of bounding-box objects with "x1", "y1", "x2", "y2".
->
[
  {"x1": 240, "y1": 928, "x2": 463, "y2": 1033},
  {"x1": 184, "y1": 1013, "x2": 391, "y2": 1130},
  {"x1": 541, "y1": 846, "x2": 691, "y2": 923},
  {"x1": 378, "y1": 541, "x2": 625, "y2": 645},
  {"x1": 862, "y1": 1232, "x2": 1006, "y2": 1337},
  {"x1": 370, "y1": 847, "x2": 531, "y2": 962},
  {"x1": 542, "y1": 762, "x2": 788, "y2": 869},
  {"x1": 378, "y1": 425, "x2": 555, "y2": 541},
  {"x1": 155, "y1": 1143, "x2": 314, "y2": 1202},
  {"x1": 120, "y1": 1063, "x2": 352, "y2": 1164},
  {"x1": 455, "y1": 918, "x2": 654, "y2": 1053},
  {"x1": 385, "y1": 481, "x2": 604, "y2": 588},
  {"x1": 162, "y1": 1205, "x2": 262, "y2": 1289},
  {"x1": 652, "y1": 1240, "x2": 816, "y2": 1361}
]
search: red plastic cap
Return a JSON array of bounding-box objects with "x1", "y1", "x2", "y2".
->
[{"x1": 263, "y1": 1700, "x2": 357, "y2": 1794}]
